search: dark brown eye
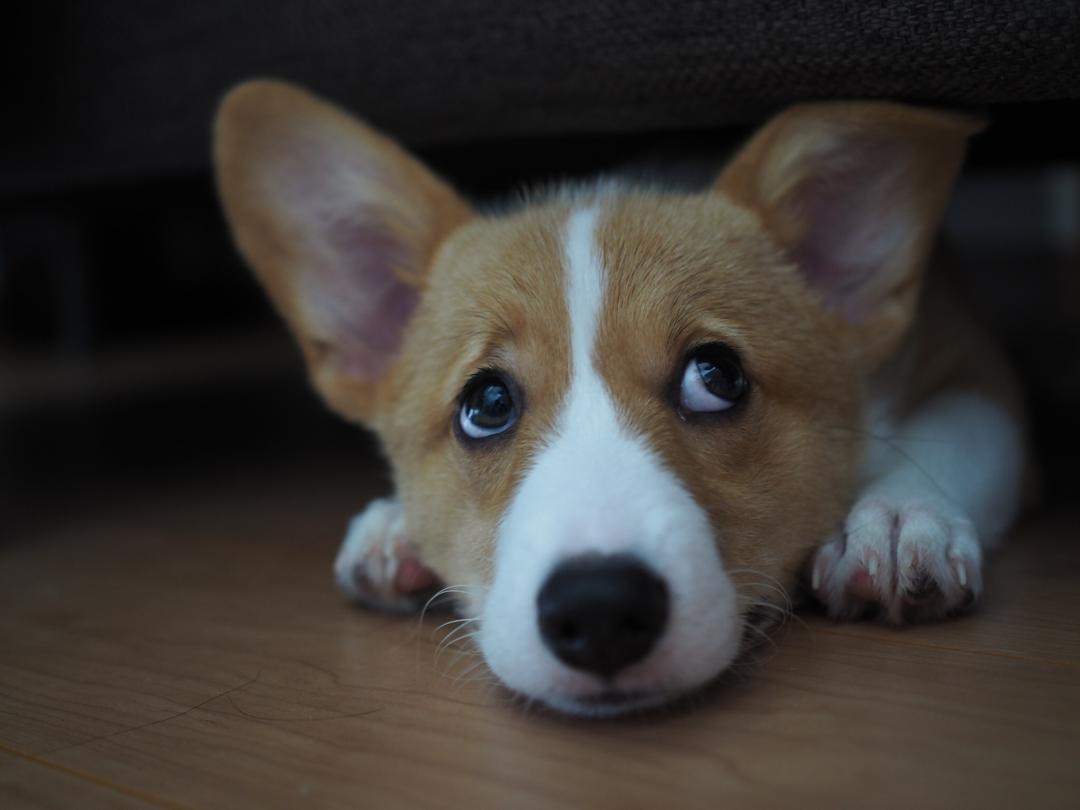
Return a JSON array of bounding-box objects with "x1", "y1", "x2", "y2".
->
[
  {"x1": 458, "y1": 373, "x2": 517, "y2": 439},
  {"x1": 679, "y1": 344, "x2": 748, "y2": 413}
]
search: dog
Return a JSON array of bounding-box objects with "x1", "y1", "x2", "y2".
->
[{"x1": 213, "y1": 80, "x2": 1029, "y2": 716}]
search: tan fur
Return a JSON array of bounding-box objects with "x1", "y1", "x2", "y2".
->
[
  {"x1": 214, "y1": 81, "x2": 1010, "y2": 622},
  {"x1": 595, "y1": 192, "x2": 861, "y2": 605},
  {"x1": 719, "y1": 102, "x2": 984, "y2": 367},
  {"x1": 214, "y1": 80, "x2": 471, "y2": 424},
  {"x1": 874, "y1": 277, "x2": 1037, "y2": 504},
  {"x1": 376, "y1": 204, "x2": 575, "y2": 589}
]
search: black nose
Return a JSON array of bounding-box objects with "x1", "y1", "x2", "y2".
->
[{"x1": 537, "y1": 553, "x2": 669, "y2": 679}]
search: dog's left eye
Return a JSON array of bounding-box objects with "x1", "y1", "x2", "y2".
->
[
  {"x1": 679, "y1": 343, "x2": 748, "y2": 414},
  {"x1": 458, "y1": 373, "x2": 518, "y2": 440}
]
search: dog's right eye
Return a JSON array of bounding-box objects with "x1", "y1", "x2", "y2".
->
[{"x1": 458, "y1": 372, "x2": 518, "y2": 440}]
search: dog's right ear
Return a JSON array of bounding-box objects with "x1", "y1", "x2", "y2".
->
[{"x1": 214, "y1": 80, "x2": 471, "y2": 424}]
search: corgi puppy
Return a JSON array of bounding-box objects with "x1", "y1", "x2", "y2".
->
[{"x1": 214, "y1": 81, "x2": 1029, "y2": 716}]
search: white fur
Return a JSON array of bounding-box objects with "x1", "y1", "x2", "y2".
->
[
  {"x1": 813, "y1": 392, "x2": 1024, "y2": 621},
  {"x1": 329, "y1": 206, "x2": 1027, "y2": 709},
  {"x1": 334, "y1": 497, "x2": 421, "y2": 614},
  {"x1": 477, "y1": 206, "x2": 740, "y2": 715}
]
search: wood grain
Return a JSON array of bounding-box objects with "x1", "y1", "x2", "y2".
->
[{"x1": 1, "y1": 467, "x2": 1077, "y2": 809}]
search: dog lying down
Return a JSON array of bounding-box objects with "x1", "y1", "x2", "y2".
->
[{"x1": 214, "y1": 81, "x2": 1030, "y2": 716}]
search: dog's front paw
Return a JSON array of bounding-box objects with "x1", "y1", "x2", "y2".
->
[
  {"x1": 333, "y1": 497, "x2": 441, "y2": 613},
  {"x1": 810, "y1": 494, "x2": 982, "y2": 623}
]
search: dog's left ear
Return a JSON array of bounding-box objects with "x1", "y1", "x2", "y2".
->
[
  {"x1": 718, "y1": 102, "x2": 984, "y2": 366},
  {"x1": 214, "y1": 80, "x2": 472, "y2": 424}
]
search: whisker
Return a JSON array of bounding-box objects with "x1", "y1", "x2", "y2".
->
[
  {"x1": 739, "y1": 579, "x2": 794, "y2": 613},
  {"x1": 418, "y1": 584, "x2": 478, "y2": 625},
  {"x1": 818, "y1": 424, "x2": 953, "y2": 500},
  {"x1": 727, "y1": 567, "x2": 796, "y2": 613},
  {"x1": 435, "y1": 627, "x2": 480, "y2": 669},
  {"x1": 829, "y1": 424, "x2": 956, "y2": 446},
  {"x1": 431, "y1": 616, "x2": 476, "y2": 639},
  {"x1": 449, "y1": 658, "x2": 487, "y2": 687},
  {"x1": 742, "y1": 620, "x2": 777, "y2": 652},
  {"x1": 457, "y1": 673, "x2": 500, "y2": 693},
  {"x1": 434, "y1": 626, "x2": 477, "y2": 660},
  {"x1": 438, "y1": 618, "x2": 479, "y2": 646},
  {"x1": 437, "y1": 626, "x2": 480, "y2": 659},
  {"x1": 745, "y1": 598, "x2": 808, "y2": 633},
  {"x1": 445, "y1": 641, "x2": 481, "y2": 671}
]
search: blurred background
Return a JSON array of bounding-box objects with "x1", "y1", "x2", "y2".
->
[{"x1": 2, "y1": 1, "x2": 1079, "y2": 532}]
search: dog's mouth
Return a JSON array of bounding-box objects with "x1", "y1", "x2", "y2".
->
[
  {"x1": 580, "y1": 689, "x2": 648, "y2": 707},
  {"x1": 539, "y1": 688, "x2": 672, "y2": 718}
]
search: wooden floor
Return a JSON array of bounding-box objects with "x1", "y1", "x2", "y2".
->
[{"x1": 2, "y1": 465, "x2": 1078, "y2": 809}]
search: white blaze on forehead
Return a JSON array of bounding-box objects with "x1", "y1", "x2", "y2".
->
[
  {"x1": 542, "y1": 206, "x2": 643, "y2": 544},
  {"x1": 477, "y1": 204, "x2": 740, "y2": 714},
  {"x1": 564, "y1": 206, "x2": 605, "y2": 421}
]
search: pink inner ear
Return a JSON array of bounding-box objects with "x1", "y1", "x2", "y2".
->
[
  {"x1": 786, "y1": 141, "x2": 916, "y2": 322},
  {"x1": 307, "y1": 214, "x2": 421, "y2": 380},
  {"x1": 270, "y1": 136, "x2": 428, "y2": 383}
]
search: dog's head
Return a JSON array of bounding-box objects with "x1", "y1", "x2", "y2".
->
[{"x1": 214, "y1": 81, "x2": 979, "y2": 715}]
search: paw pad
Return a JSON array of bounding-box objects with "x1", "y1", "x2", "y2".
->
[
  {"x1": 333, "y1": 498, "x2": 442, "y2": 613},
  {"x1": 811, "y1": 496, "x2": 982, "y2": 624}
]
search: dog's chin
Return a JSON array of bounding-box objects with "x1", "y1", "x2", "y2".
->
[
  {"x1": 535, "y1": 688, "x2": 676, "y2": 718},
  {"x1": 485, "y1": 635, "x2": 742, "y2": 718}
]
